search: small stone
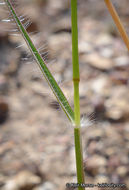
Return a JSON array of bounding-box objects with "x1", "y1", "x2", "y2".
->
[
  {"x1": 108, "y1": 155, "x2": 120, "y2": 168},
  {"x1": 91, "y1": 75, "x2": 111, "y2": 96},
  {"x1": 105, "y1": 99, "x2": 129, "y2": 121},
  {"x1": 116, "y1": 166, "x2": 128, "y2": 177},
  {"x1": 99, "y1": 47, "x2": 114, "y2": 58},
  {"x1": 85, "y1": 155, "x2": 107, "y2": 176},
  {"x1": 38, "y1": 181, "x2": 56, "y2": 190},
  {"x1": 95, "y1": 175, "x2": 109, "y2": 183},
  {"x1": 105, "y1": 87, "x2": 129, "y2": 121},
  {"x1": 86, "y1": 53, "x2": 114, "y2": 70},
  {"x1": 79, "y1": 41, "x2": 93, "y2": 54},
  {"x1": 3, "y1": 171, "x2": 41, "y2": 190},
  {"x1": 105, "y1": 147, "x2": 116, "y2": 157},
  {"x1": 110, "y1": 71, "x2": 128, "y2": 85},
  {"x1": 105, "y1": 108, "x2": 124, "y2": 121},
  {"x1": 114, "y1": 56, "x2": 129, "y2": 68},
  {"x1": 47, "y1": 0, "x2": 69, "y2": 15},
  {"x1": 86, "y1": 128, "x2": 104, "y2": 140},
  {"x1": 35, "y1": 0, "x2": 47, "y2": 7},
  {"x1": 96, "y1": 34, "x2": 113, "y2": 46}
]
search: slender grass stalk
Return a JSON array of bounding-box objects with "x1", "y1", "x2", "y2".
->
[
  {"x1": 71, "y1": 0, "x2": 85, "y2": 189},
  {"x1": 104, "y1": 0, "x2": 129, "y2": 51},
  {"x1": 4, "y1": 0, "x2": 74, "y2": 123}
]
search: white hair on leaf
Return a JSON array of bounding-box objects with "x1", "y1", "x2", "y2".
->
[{"x1": 81, "y1": 112, "x2": 96, "y2": 128}]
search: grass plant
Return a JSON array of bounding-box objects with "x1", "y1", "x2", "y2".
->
[
  {"x1": 1, "y1": 0, "x2": 129, "y2": 189},
  {"x1": 2, "y1": 0, "x2": 85, "y2": 189}
]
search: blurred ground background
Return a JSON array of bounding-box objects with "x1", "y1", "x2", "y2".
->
[{"x1": 0, "y1": 0, "x2": 129, "y2": 189}]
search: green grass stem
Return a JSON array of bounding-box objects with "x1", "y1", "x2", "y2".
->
[
  {"x1": 74, "y1": 128, "x2": 85, "y2": 190},
  {"x1": 71, "y1": 0, "x2": 80, "y2": 126},
  {"x1": 71, "y1": 0, "x2": 85, "y2": 189}
]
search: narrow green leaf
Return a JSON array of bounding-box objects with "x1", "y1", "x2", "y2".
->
[{"x1": 4, "y1": 0, "x2": 74, "y2": 123}]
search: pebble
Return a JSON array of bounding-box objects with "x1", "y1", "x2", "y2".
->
[
  {"x1": 95, "y1": 34, "x2": 113, "y2": 46},
  {"x1": 110, "y1": 71, "x2": 128, "y2": 85},
  {"x1": 79, "y1": 41, "x2": 93, "y2": 54},
  {"x1": 105, "y1": 86, "x2": 129, "y2": 121},
  {"x1": 116, "y1": 166, "x2": 128, "y2": 177},
  {"x1": 99, "y1": 47, "x2": 114, "y2": 58},
  {"x1": 47, "y1": 0, "x2": 69, "y2": 15},
  {"x1": 2, "y1": 171, "x2": 41, "y2": 190},
  {"x1": 85, "y1": 154, "x2": 107, "y2": 176},
  {"x1": 86, "y1": 53, "x2": 114, "y2": 70},
  {"x1": 105, "y1": 147, "x2": 116, "y2": 157},
  {"x1": 91, "y1": 75, "x2": 111, "y2": 96},
  {"x1": 36, "y1": 181, "x2": 56, "y2": 190},
  {"x1": 114, "y1": 56, "x2": 129, "y2": 68},
  {"x1": 105, "y1": 108, "x2": 125, "y2": 121},
  {"x1": 94, "y1": 175, "x2": 109, "y2": 183},
  {"x1": 86, "y1": 128, "x2": 104, "y2": 141},
  {"x1": 105, "y1": 99, "x2": 129, "y2": 121},
  {"x1": 35, "y1": 0, "x2": 47, "y2": 7},
  {"x1": 108, "y1": 155, "x2": 120, "y2": 169}
]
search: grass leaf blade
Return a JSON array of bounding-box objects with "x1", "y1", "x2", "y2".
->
[{"x1": 4, "y1": 0, "x2": 74, "y2": 123}]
